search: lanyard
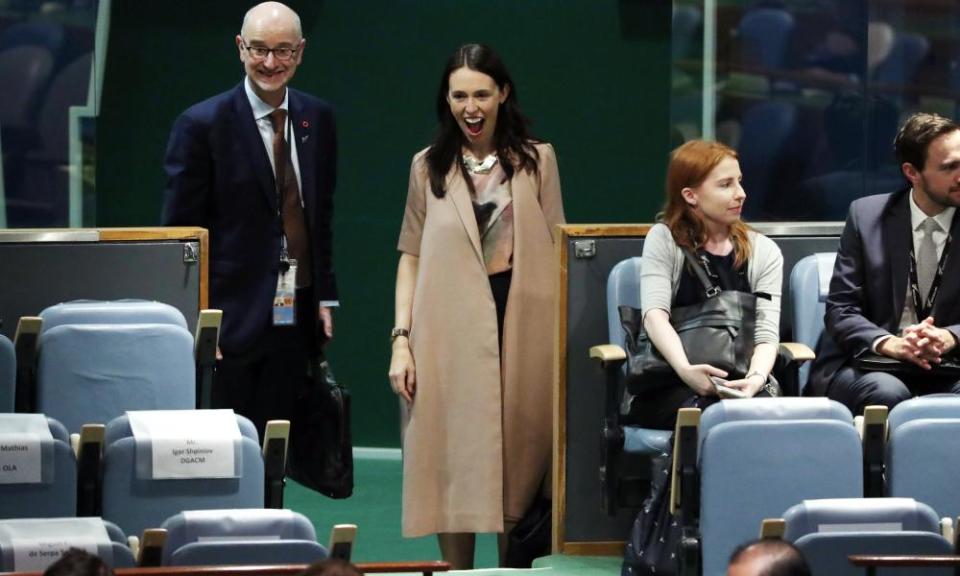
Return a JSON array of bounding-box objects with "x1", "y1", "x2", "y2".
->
[{"x1": 908, "y1": 231, "x2": 952, "y2": 320}]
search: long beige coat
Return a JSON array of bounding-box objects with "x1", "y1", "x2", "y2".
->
[{"x1": 397, "y1": 142, "x2": 565, "y2": 537}]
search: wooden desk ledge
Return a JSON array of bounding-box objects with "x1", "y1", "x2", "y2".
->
[{"x1": 849, "y1": 554, "x2": 960, "y2": 567}]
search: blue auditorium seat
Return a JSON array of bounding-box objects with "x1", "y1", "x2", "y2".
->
[
  {"x1": 775, "y1": 498, "x2": 953, "y2": 576},
  {"x1": 0, "y1": 415, "x2": 76, "y2": 519},
  {"x1": 0, "y1": 335, "x2": 13, "y2": 412},
  {"x1": 18, "y1": 301, "x2": 219, "y2": 418},
  {"x1": 789, "y1": 252, "x2": 836, "y2": 392},
  {"x1": 887, "y1": 396, "x2": 960, "y2": 524},
  {"x1": 737, "y1": 7, "x2": 795, "y2": 71},
  {"x1": 0, "y1": 517, "x2": 135, "y2": 570},
  {"x1": 40, "y1": 300, "x2": 188, "y2": 332},
  {"x1": 873, "y1": 31, "x2": 930, "y2": 86},
  {"x1": 37, "y1": 322, "x2": 195, "y2": 433},
  {"x1": 161, "y1": 509, "x2": 327, "y2": 566},
  {"x1": 100, "y1": 411, "x2": 265, "y2": 538},
  {"x1": 676, "y1": 398, "x2": 862, "y2": 576},
  {"x1": 591, "y1": 257, "x2": 672, "y2": 513}
]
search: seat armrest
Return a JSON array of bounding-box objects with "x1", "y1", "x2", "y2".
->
[
  {"x1": 671, "y1": 408, "x2": 701, "y2": 519},
  {"x1": 264, "y1": 419, "x2": 290, "y2": 509},
  {"x1": 954, "y1": 517, "x2": 960, "y2": 552},
  {"x1": 775, "y1": 342, "x2": 816, "y2": 396},
  {"x1": 594, "y1": 344, "x2": 627, "y2": 514},
  {"x1": 589, "y1": 344, "x2": 627, "y2": 367},
  {"x1": 13, "y1": 316, "x2": 42, "y2": 412},
  {"x1": 674, "y1": 409, "x2": 702, "y2": 576},
  {"x1": 778, "y1": 342, "x2": 815, "y2": 363},
  {"x1": 760, "y1": 518, "x2": 786, "y2": 539},
  {"x1": 77, "y1": 424, "x2": 104, "y2": 516},
  {"x1": 862, "y1": 405, "x2": 888, "y2": 498},
  {"x1": 194, "y1": 309, "x2": 222, "y2": 409},
  {"x1": 941, "y1": 517, "x2": 954, "y2": 547},
  {"x1": 137, "y1": 528, "x2": 167, "y2": 567}
]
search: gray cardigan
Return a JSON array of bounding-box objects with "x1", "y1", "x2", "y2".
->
[{"x1": 639, "y1": 222, "x2": 783, "y2": 345}]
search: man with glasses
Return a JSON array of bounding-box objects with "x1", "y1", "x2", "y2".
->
[{"x1": 162, "y1": 1, "x2": 337, "y2": 440}]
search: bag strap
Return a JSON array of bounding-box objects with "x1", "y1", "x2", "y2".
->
[{"x1": 681, "y1": 248, "x2": 720, "y2": 298}]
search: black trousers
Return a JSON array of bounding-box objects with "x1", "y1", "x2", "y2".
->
[
  {"x1": 632, "y1": 380, "x2": 775, "y2": 431},
  {"x1": 213, "y1": 288, "x2": 319, "y2": 441},
  {"x1": 826, "y1": 365, "x2": 960, "y2": 415},
  {"x1": 489, "y1": 269, "x2": 512, "y2": 349}
]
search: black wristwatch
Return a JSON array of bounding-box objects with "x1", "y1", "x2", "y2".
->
[{"x1": 390, "y1": 328, "x2": 410, "y2": 342}]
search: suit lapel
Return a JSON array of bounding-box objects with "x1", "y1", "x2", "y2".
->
[
  {"x1": 232, "y1": 85, "x2": 278, "y2": 213},
  {"x1": 446, "y1": 167, "x2": 484, "y2": 264},
  {"x1": 288, "y1": 92, "x2": 316, "y2": 220},
  {"x1": 883, "y1": 191, "x2": 912, "y2": 324}
]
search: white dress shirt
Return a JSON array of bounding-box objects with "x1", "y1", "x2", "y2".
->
[
  {"x1": 244, "y1": 77, "x2": 303, "y2": 200},
  {"x1": 244, "y1": 77, "x2": 338, "y2": 308},
  {"x1": 872, "y1": 190, "x2": 955, "y2": 351}
]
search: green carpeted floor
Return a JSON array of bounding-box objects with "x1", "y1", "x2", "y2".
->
[
  {"x1": 285, "y1": 449, "x2": 499, "y2": 567},
  {"x1": 284, "y1": 449, "x2": 620, "y2": 575}
]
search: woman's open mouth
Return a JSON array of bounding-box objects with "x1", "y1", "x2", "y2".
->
[{"x1": 464, "y1": 117, "x2": 484, "y2": 136}]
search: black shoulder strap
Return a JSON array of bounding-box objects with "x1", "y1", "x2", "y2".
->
[{"x1": 681, "y1": 248, "x2": 720, "y2": 298}]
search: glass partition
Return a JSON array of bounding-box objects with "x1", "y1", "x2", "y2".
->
[
  {"x1": 670, "y1": 0, "x2": 960, "y2": 221},
  {"x1": 0, "y1": 0, "x2": 99, "y2": 228}
]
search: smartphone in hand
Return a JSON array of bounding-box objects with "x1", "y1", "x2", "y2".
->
[{"x1": 711, "y1": 376, "x2": 748, "y2": 399}]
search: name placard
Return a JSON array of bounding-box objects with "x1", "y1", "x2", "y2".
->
[
  {"x1": 0, "y1": 434, "x2": 41, "y2": 484},
  {"x1": 128, "y1": 410, "x2": 242, "y2": 479},
  {"x1": 0, "y1": 414, "x2": 54, "y2": 485},
  {"x1": 0, "y1": 518, "x2": 111, "y2": 572},
  {"x1": 11, "y1": 537, "x2": 97, "y2": 572}
]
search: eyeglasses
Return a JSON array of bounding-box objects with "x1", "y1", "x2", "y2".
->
[{"x1": 241, "y1": 40, "x2": 299, "y2": 62}]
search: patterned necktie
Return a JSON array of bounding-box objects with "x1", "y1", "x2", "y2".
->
[
  {"x1": 268, "y1": 109, "x2": 311, "y2": 288},
  {"x1": 916, "y1": 217, "x2": 940, "y2": 303}
]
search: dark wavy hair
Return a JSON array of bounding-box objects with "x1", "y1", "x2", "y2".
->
[
  {"x1": 894, "y1": 112, "x2": 960, "y2": 171},
  {"x1": 425, "y1": 43, "x2": 539, "y2": 198}
]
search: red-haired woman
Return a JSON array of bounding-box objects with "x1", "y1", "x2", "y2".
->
[{"x1": 637, "y1": 140, "x2": 783, "y2": 429}]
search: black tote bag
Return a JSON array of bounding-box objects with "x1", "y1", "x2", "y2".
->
[
  {"x1": 287, "y1": 353, "x2": 354, "y2": 498},
  {"x1": 619, "y1": 250, "x2": 757, "y2": 393},
  {"x1": 622, "y1": 444, "x2": 683, "y2": 576}
]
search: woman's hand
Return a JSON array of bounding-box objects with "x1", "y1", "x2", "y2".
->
[
  {"x1": 676, "y1": 364, "x2": 728, "y2": 397},
  {"x1": 721, "y1": 373, "x2": 766, "y2": 397},
  {"x1": 388, "y1": 339, "x2": 416, "y2": 403}
]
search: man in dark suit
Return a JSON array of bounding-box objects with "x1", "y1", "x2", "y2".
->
[
  {"x1": 161, "y1": 2, "x2": 336, "y2": 437},
  {"x1": 808, "y1": 113, "x2": 960, "y2": 414}
]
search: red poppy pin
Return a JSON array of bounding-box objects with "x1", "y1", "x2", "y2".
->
[{"x1": 302, "y1": 120, "x2": 310, "y2": 128}]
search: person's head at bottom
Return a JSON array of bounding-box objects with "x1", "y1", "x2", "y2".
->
[
  {"x1": 299, "y1": 558, "x2": 364, "y2": 576},
  {"x1": 727, "y1": 539, "x2": 810, "y2": 576},
  {"x1": 43, "y1": 549, "x2": 114, "y2": 576}
]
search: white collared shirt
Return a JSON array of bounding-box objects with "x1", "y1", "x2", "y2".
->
[
  {"x1": 244, "y1": 77, "x2": 338, "y2": 308},
  {"x1": 872, "y1": 190, "x2": 956, "y2": 351},
  {"x1": 895, "y1": 190, "x2": 956, "y2": 330},
  {"x1": 244, "y1": 77, "x2": 303, "y2": 202}
]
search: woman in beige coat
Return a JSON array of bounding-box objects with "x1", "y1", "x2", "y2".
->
[{"x1": 388, "y1": 44, "x2": 565, "y2": 569}]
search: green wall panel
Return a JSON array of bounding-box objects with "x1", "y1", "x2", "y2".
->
[{"x1": 96, "y1": 0, "x2": 672, "y2": 446}]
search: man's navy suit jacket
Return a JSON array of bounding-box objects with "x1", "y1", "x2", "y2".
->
[
  {"x1": 162, "y1": 83, "x2": 337, "y2": 354},
  {"x1": 807, "y1": 188, "x2": 960, "y2": 395}
]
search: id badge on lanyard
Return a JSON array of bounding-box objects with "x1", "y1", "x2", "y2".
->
[{"x1": 273, "y1": 257, "x2": 297, "y2": 326}]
